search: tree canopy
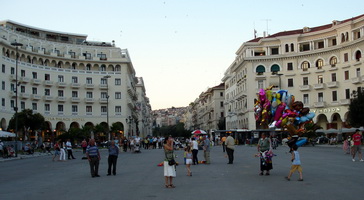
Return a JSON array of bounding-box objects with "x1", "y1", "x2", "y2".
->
[{"x1": 348, "y1": 88, "x2": 364, "y2": 128}]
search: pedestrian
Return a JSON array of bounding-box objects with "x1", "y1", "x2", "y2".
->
[
  {"x1": 66, "y1": 139, "x2": 76, "y2": 159},
  {"x1": 52, "y1": 141, "x2": 61, "y2": 161},
  {"x1": 123, "y1": 137, "x2": 128, "y2": 152},
  {"x1": 352, "y1": 129, "x2": 363, "y2": 162},
  {"x1": 257, "y1": 133, "x2": 273, "y2": 175},
  {"x1": 86, "y1": 139, "x2": 101, "y2": 178},
  {"x1": 59, "y1": 140, "x2": 67, "y2": 161},
  {"x1": 164, "y1": 136, "x2": 176, "y2": 188},
  {"x1": 191, "y1": 137, "x2": 199, "y2": 165},
  {"x1": 285, "y1": 145, "x2": 303, "y2": 181},
  {"x1": 81, "y1": 139, "x2": 88, "y2": 154},
  {"x1": 221, "y1": 135, "x2": 227, "y2": 152},
  {"x1": 45, "y1": 141, "x2": 52, "y2": 155},
  {"x1": 225, "y1": 133, "x2": 235, "y2": 164},
  {"x1": 203, "y1": 136, "x2": 211, "y2": 164},
  {"x1": 107, "y1": 140, "x2": 119, "y2": 176},
  {"x1": 185, "y1": 146, "x2": 193, "y2": 176}
]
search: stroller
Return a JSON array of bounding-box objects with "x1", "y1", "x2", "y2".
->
[{"x1": 134, "y1": 141, "x2": 141, "y2": 153}]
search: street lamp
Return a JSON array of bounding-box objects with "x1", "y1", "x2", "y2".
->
[
  {"x1": 11, "y1": 41, "x2": 23, "y2": 157},
  {"x1": 103, "y1": 75, "x2": 111, "y2": 141},
  {"x1": 126, "y1": 116, "x2": 133, "y2": 136},
  {"x1": 276, "y1": 73, "x2": 284, "y2": 89}
]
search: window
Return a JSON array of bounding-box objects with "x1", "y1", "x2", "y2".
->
[
  {"x1": 101, "y1": 78, "x2": 107, "y2": 85},
  {"x1": 330, "y1": 56, "x2": 337, "y2": 67},
  {"x1": 83, "y1": 52, "x2": 91, "y2": 59},
  {"x1": 318, "y1": 92, "x2": 323, "y2": 102},
  {"x1": 57, "y1": 75, "x2": 64, "y2": 82},
  {"x1": 290, "y1": 43, "x2": 294, "y2": 52},
  {"x1": 318, "y1": 75, "x2": 323, "y2": 84},
  {"x1": 72, "y1": 105, "x2": 78, "y2": 113},
  {"x1": 45, "y1": 74, "x2": 50, "y2": 80},
  {"x1": 101, "y1": 106, "x2": 107, "y2": 113},
  {"x1": 220, "y1": 101, "x2": 224, "y2": 107},
  {"x1": 356, "y1": 68, "x2": 361, "y2": 77},
  {"x1": 256, "y1": 65, "x2": 265, "y2": 75},
  {"x1": 32, "y1": 87, "x2": 37, "y2": 94},
  {"x1": 97, "y1": 53, "x2": 107, "y2": 60},
  {"x1": 72, "y1": 91, "x2": 78, "y2": 98},
  {"x1": 344, "y1": 53, "x2": 349, "y2": 62},
  {"x1": 115, "y1": 92, "x2": 121, "y2": 99},
  {"x1": 45, "y1": 89, "x2": 50, "y2": 96},
  {"x1": 10, "y1": 83, "x2": 14, "y2": 92},
  {"x1": 101, "y1": 65, "x2": 106, "y2": 71},
  {"x1": 21, "y1": 70, "x2": 25, "y2": 77},
  {"x1": 2, "y1": 64, "x2": 5, "y2": 73},
  {"x1": 287, "y1": 63, "x2": 293, "y2": 71},
  {"x1": 86, "y1": 64, "x2": 91, "y2": 71},
  {"x1": 86, "y1": 92, "x2": 93, "y2": 98},
  {"x1": 257, "y1": 80, "x2": 264, "y2": 89},
  {"x1": 58, "y1": 90, "x2": 64, "y2": 97},
  {"x1": 285, "y1": 44, "x2": 289, "y2": 52},
  {"x1": 21, "y1": 101, "x2": 25, "y2": 110},
  {"x1": 72, "y1": 76, "x2": 78, "y2": 83},
  {"x1": 86, "y1": 77, "x2": 92, "y2": 84},
  {"x1": 86, "y1": 106, "x2": 92, "y2": 113},
  {"x1": 115, "y1": 78, "x2": 121, "y2": 85},
  {"x1": 288, "y1": 78, "x2": 294, "y2": 87},
  {"x1": 69, "y1": 51, "x2": 76, "y2": 58},
  {"x1": 301, "y1": 61, "x2": 310, "y2": 71},
  {"x1": 271, "y1": 64, "x2": 280, "y2": 74},
  {"x1": 303, "y1": 94, "x2": 309, "y2": 104},
  {"x1": 355, "y1": 51, "x2": 362, "y2": 61},
  {"x1": 316, "y1": 59, "x2": 323, "y2": 69},
  {"x1": 11, "y1": 67, "x2": 14, "y2": 75},
  {"x1": 45, "y1": 104, "x2": 50, "y2": 112},
  {"x1": 58, "y1": 105, "x2": 64, "y2": 112},
  {"x1": 303, "y1": 77, "x2": 308, "y2": 85},
  {"x1": 10, "y1": 100, "x2": 14, "y2": 109},
  {"x1": 101, "y1": 92, "x2": 108, "y2": 99},
  {"x1": 302, "y1": 43, "x2": 310, "y2": 51},
  {"x1": 332, "y1": 91, "x2": 337, "y2": 101},
  {"x1": 345, "y1": 89, "x2": 350, "y2": 99},
  {"x1": 115, "y1": 106, "x2": 122, "y2": 114},
  {"x1": 32, "y1": 72, "x2": 37, "y2": 79},
  {"x1": 220, "y1": 92, "x2": 224, "y2": 97},
  {"x1": 20, "y1": 86, "x2": 25, "y2": 93},
  {"x1": 32, "y1": 103, "x2": 37, "y2": 111},
  {"x1": 2, "y1": 98, "x2": 5, "y2": 106},
  {"x1": 2, "y1": 81, "x2": 5, "y2": 90},
  {"x1": 331, "y1": 73, "x2": 336, "y2": 82},
  {"x1": 271, "y1": 48, "x2": 279, "y2": 55},
  {"x1": 344, "y1": 71, "x2": 349, "y2": 80},
  {"x1": 318, "y1": 41, "x2": 324, "y2": 49},
  {"x1": 332, "y1": 39, "x2": 337, "y2": 46}
]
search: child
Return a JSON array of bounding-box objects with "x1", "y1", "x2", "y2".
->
[
  {"x1": 285, "y1": 144, "x2": 303, "y2": 181},
  {"x1": 185, "y1": 146, "x2": 193, "y2": 176}
]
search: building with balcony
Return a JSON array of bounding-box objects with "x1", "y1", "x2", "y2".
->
[
  {"x1": 222, "y1": 14, "x2": 364, "y2": 132},
  {"x1": 0, "y1": 20, "x2": 149, "y2": 140}
]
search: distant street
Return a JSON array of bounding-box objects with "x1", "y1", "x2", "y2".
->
[{"x1": 0, "y1": 144, "x2": 363, "y2": 200}]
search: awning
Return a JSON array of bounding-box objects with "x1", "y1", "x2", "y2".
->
[
  {"x1": 256, "y1": 65, "x2": 265, "y2": 73},
  {"x1": 271, "y1": 64, "x2": 280, "y2": 72},
  {"x1": 0, "y1": 130, "x2": 16, "y2": 137}
]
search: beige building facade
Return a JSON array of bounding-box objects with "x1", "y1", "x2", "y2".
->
[{"x1": 223, "y1": 14, "x2": 364, "y2": 132}]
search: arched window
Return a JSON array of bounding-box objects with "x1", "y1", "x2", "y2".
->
[
  {"x1": 285, "y1": 44, "x2": 289, "y2": 52},
  {"x1": 330, "y1": 56, "x2": 337, "y2": 67},
  {"x1": 290, "y1": 43, "x2": 294, "y2": 52},
  {"x1": 271, "y1": 64, "x2": 280, "y2": 74},
  {"x1": 316, "y1": 59, "x2": 324, "y2": 69},
  {"x1": 100, "y1": 64, "x2": 106, "y2": 71},
  {"x1": 256, "y1": 65, "x2": 265, "y2": 75},
  {"x1": 355, "y1": 50, "x2": 362, "y2": 61},
  {"x1": 301, "y1": 61, "x2": 310, "y2": 71},
  {"x1": 341, "y1": 33, "x2": 346, "y2": 42}
]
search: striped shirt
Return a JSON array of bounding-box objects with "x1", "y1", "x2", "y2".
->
[{"x1": 86, "y1": 145, "x2": 99, "y2": 157}]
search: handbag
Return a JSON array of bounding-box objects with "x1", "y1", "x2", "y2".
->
[{"x1": 168, "y1": 159, "x2": 176, "y2": 166}]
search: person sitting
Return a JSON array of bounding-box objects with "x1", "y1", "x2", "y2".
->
[{"x1": 24, "y1": 144, "x2": 33, "y2": 155}]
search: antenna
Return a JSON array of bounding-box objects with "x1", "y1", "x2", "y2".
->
[{"x1": 261, "y1": 19, "x2": 272, "y2": 35}]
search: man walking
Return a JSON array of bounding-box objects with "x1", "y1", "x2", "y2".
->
[
  {"x1": 225, "y1": 133, "x2": 235, "y2": 164},
  {"x1": 107, "y1": 140, "x2": 119, "y2": 176},
  {"x1": 66, "y1": 139, "x2": 76, "y2": 159},
  {"x1": 352, "y1": 129, "x2": 363, "y2": 162},
  {"x1": 203, "y1": 136, "x2": 211, "y2": 164},
  {"x1": 86, "y1": 139, "x2": 101, "y2": 178}
]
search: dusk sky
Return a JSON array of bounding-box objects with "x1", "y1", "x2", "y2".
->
[{"x1": 1, "y1": 0, "x2": 363, "y2": 109}]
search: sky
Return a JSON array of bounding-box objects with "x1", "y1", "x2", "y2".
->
[{"x1": 1, "y1": 0, "x2": 363, "y2": 110}]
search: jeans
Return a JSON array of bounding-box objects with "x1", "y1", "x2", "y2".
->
[
  {"x1": 192, "y1": 149, "x2": 199, "y2": 164},
  {"x1": 226, "y1": 148, "x2": 234, "y2": 164}
]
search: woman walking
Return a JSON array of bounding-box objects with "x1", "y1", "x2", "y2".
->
[
  {"x1": 163, "y1": 136, "x2": 176, "y2": 188},
  {"x1": 52, "y1": 141, "x2": 61, "y2": 161},
  {"x1": 59, "y1": 140, "x2": 67, "y2": 161}
]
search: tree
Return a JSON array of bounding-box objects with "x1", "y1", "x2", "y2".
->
[
  {"x1": 348, "y1": 88, "x2": 364, "y2": 128},
  {"x1": 8, "y1": 109, "x2": 45, "y2": 140}
]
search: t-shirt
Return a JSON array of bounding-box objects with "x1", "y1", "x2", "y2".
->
[
  {"x1": 292, "y1": 151, "x2": 301, "y2": 165},
  {"x1": 203, "y1": 139, "x2": 210, "y2": 152},
  {"x1": 192, "y1": 140, "x2": 198, "y2": 150},
  {"x1": 353, "y1": 133, "x2": 362, "y2": 146},
  {"x1": 86, "y1": 145, "x2": 99, "y2": 157}
]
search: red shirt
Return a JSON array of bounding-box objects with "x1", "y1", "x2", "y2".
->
[{"x1": 353, "y1": 133, "x2": 362, "y2": 146}]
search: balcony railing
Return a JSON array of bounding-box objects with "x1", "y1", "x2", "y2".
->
[
  {"x1": 326, "y1": 81, "x2": 339, "y2": 88},
  {"x1": 57, "y1": 96, "x2": 67, "y2": 102},
  {"x1": 71, "y1": 97, "x2": 81, "y2": 102},
  {"x1": 299, "y1": 85, "x2": 311, "y2": 91},
  {"x1": 351, "y1": 77, "x2": 361, "y2": 84},
  {"x1": 57, "y1": 82, "x2": 68, "y2": 88},
  {"x1": 44, "y1": 80, "x2": 54, "y2": 86},
  {"x1": 85, "y1": 98, "x2": 95, "y2": 103},
  {"x1": 32, "y1": 79, "x2": 42, "y2": 85},
  {"x1": 71, "y1": 83, "x2": 81, "y2": 88},
  {"x1": 85, "y1": 84, "x2": 94, "y2": 89},
  {"x1": 340, "y1": 99, "x2": 350, "y2": 105},
  {"x1": 314, "y1": 101, "x2": 326, "y2": 108},
  {"x1": 313, "y1": 83, "x2": 325, "y2": 90},
  {"x1": 31, "y1": 94, "x2": 41, "y2": 100}
]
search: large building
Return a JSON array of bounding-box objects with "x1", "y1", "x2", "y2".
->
[
  {"x1": 222, "y1": 14, "x2": 364, "y2": 133},
  {"x1": 0, "y1": 20, "x2": 151, "y2": 141}
]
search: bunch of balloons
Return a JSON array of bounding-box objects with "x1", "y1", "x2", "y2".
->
[{"x1": 254, "y1": 86, "x2": 315, "y2": 137}]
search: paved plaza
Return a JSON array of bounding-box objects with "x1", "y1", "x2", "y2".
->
[{"x1": 0, "y1": 144, "x2": 363, "y2": 200}]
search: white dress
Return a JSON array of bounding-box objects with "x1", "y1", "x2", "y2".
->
[{"x1": 163, "y1": 161, "x2": 176, "y2": 177}]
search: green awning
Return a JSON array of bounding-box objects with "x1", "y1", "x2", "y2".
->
[
  {"x1": 256, "y1": 65, "x2": 265, "y2": 73},
  {"x1": 271, "y1": 64, "x2": 280, "y2": 72}
]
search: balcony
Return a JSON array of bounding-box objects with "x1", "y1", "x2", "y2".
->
[
  {"x1": 20, "y1": 77, "x2": 30, "y2": 83},
  {"x1": 99, "y1": 98, "x2": 108, "y2": 104},
  {"x1": 351, "y1": 77, "x2": 361, "y2": 84},
  {"x1": 31, "y1": 79, "x2": 42, "y2": 85},
  {"x1": 71, "y1": 97, "x2": 81, "y2": 102},
  {"x1": 314, "y1": 101, "x2": 326, "y2": 108},
  {"x1": 313, "y1": 83, "x2": 325, "y2": 90},
  {"x1": 326, "y1": 81, "x2": 339, "y2": 88},
  {"x1": 99, "y1": 84, "x2": 108, "y2": 90},
  {"x1": 19, "y1": 93, "x2": 30, "y2": 99},
  {"x1": 44, "y1": 80, "x2": 54, "y2": 87},
  {"x1": 44, "y1": 96, "x2": 53, "y2": 101},
  {"x1": 299, "y1": 85, "x2": 311, "y2": 91},
  {"x1": 85, "y1": 98, "x2": 95, "y2": 103},
  {"x1": 340, "y1": 99, "x2": 351, "y2": 105},
  {"x1": 57, "y1": 96, "x2": 67, "y2": 102},
  {"x1": 71, "y1": 83, "x2": 81, "y2": 88},
  {"x1": 57, "y1": 82, "x2": 68, "y2": 88},
  {"x1": 85, "y1": 84, "x2": 94, "y2": 89},
  {"x1": 31, "y1": 94, "x2": 41, "y2": 100}
]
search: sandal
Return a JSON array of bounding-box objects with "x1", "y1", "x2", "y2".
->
[
  {"x1": 169, "y1": 184, "x2": 176, "y2": 188},
  {"x1": 165, "y1": 184, "x2": 169, "y2": 188},
  {"x1": 259, "y1": 172, "x2": 264, "y2": 176}
]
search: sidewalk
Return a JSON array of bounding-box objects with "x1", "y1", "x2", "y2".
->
[{"x1": 0, "y1": 152, "x2": 51, "y2": 162}]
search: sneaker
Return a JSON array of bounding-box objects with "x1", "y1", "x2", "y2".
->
[
  {"x1": 298, "y1": 178, "x2": 303, "y2": 181},
  {"x1": 352, "y1": 159, "x2": 355, "y2": 162},
  {"x1": 360, "y1": 159, "x2": 364, "y2": 162}
]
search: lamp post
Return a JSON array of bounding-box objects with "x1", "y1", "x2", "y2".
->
[
  {"x1": 103, "y1": 75, "x2": 111, "y2": 141},
  {"x1": 11, "y1": 41, "x2": 23, "y2": 157},
  {"x1": 126, "y1": 116, "x2": 133, "y2": 136},
  {"x1": 276, "y1": 73, "x2": 284, "y2": 89}
]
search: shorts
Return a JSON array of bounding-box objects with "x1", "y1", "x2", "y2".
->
[
  {"x1": 186, "y1": 158, "x2": 192, "y2": 165},
  {"x1": 290, "y1": 165, "x2": 302, "y2": 173},
  {"x1": 353, "y1": 145, "x2": 362, "y2": 153}
]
